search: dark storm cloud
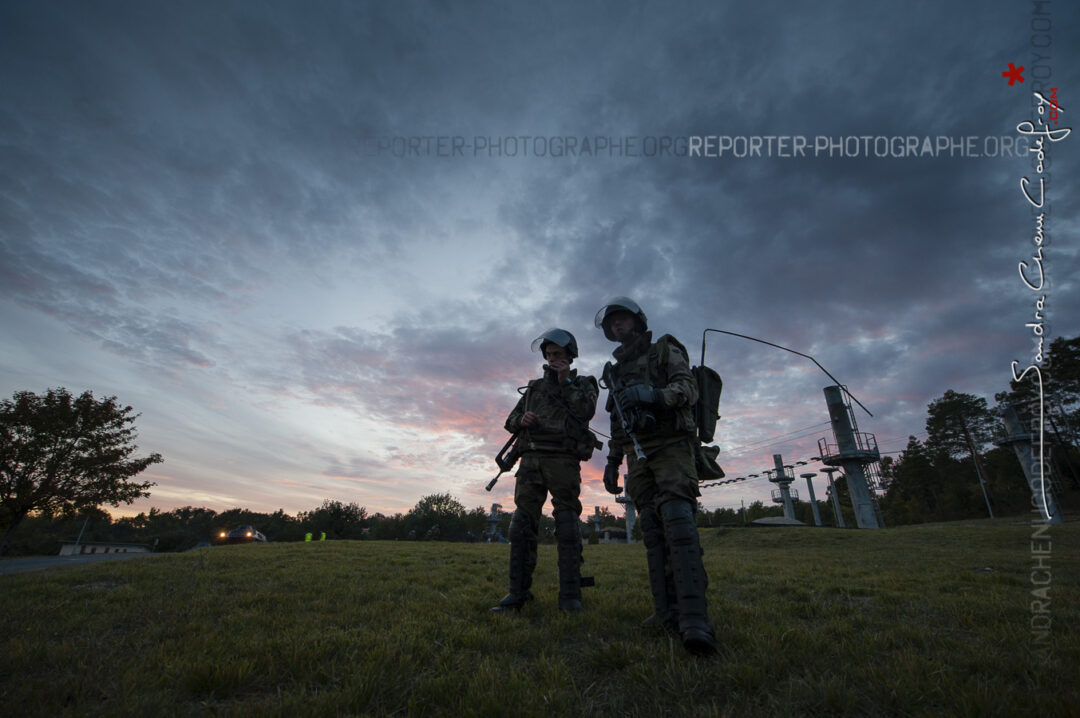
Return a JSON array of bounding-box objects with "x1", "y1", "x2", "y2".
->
[
  {"x1": 0, "y1": 0, "x2": 471, "y2": 367},
  {"x1": 465, "y1": 0, "x2": 1078, "y2": 434}
]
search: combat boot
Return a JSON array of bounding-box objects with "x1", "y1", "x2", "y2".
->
[
  {"x1": 639, "y1": 505, "x2": 679, "y2": 632},
  {"x1": 660, "y1": 499, "x2": 718, "y2": 656},
  {"x1": 491, "y1": 510, "x2": 537, "y2": 612}
]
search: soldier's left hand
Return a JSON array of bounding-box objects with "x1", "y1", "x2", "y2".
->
[{"x1": 618, "y1": 385, "x2": 661, "y2": 409}]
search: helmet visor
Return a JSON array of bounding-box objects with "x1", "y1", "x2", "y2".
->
[
  {"x1": 530, "y1": 328, "x2": 577, "y2": 357},
  {"x1": 594, "y1": 297, "x2": 643, "y2": 328}
]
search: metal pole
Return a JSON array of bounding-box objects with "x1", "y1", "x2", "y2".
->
[
  {"x1": 74, "y1": 514, "x2": 90, "y2": 553},
  {"x1": 822, "y1": 467, "x2": 845, "y2": 528},
  {"x1": 961, "y1": 417, "x2": 995, "y2": 519},
  {"x1": 801, "y1": 473, "x2": 822, "y2": 526}
]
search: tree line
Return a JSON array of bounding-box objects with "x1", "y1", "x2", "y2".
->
[
  {"x1": 4, "y1": 493, "x2": 512, "y2": 555},
  {"x1": 876, "y1": 335, "x2": 1080, "y2": 525},
  {"x1": 4, "y1": 337, "x2": 1077, "y2": 554}
]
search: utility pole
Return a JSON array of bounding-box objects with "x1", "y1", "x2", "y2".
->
[
  {"x1": 960, "y1": 416, "x2": 994, "y2": 518},
  {"x1": 73, "y1": 514, "x2": 90, "y2": 554}
]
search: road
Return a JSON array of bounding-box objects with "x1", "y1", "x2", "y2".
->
[{"x1": 0, "y1": 552, "x2": 163, "y2": 575}]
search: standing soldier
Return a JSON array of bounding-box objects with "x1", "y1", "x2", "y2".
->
[
  {"x1": 492, "y1": 329, "x2": 599, "y2": 613},
  {"x1": 595, "y1": 297, "x2": 718, "y2": 655}
]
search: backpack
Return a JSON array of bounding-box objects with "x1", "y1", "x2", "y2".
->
[{"x1": 692, "y1": 364, "x2": 723, "y2": 444}]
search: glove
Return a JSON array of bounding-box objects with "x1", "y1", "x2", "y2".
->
[
  {"x1": 603, "y1": 459, "x2": 623, "y2": 494},
  {"x1": 617, "y1": 384, "x2": 661, "y2": 410}
]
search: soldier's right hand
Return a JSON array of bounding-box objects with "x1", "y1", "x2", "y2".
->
[
  {"x1": 603, "y1": 461, "x2": 623, "y2": 494},
  {"x1": 617, "y1": 384, "x2": 661, "y2": 410},
  {"x1": 521, "y1": 411, "x2": 539, "y2": 427}
]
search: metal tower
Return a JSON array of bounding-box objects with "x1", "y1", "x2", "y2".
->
[
  {"x1": 768, "y1": 454, "x2": 798, "y2": 520},
  {"x1": 818, "y1": 385, "x2": 882, "y2": 529},
  {"x1": 615, "y1": 494, "x2": 636, "y2": 543},
  {"x1": 997, "y1": 404, "x2": 1063, "y2": 524},
  {"x1": 590, "y1": 506, "x2": 605, "y2": 537},
  {"x1": 485, "y1": 503, "x2": 506, "y2": 542}
]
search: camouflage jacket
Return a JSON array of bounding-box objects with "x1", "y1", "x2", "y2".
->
[
  {"x1": 505, "y1": 367, "x2": 599, "y2": 456},
  {"x1": 607, "y1": 331, "x2": 698, "y2": 459}
]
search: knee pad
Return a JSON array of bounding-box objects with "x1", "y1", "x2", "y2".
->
[
  {"x1": 553, "y1": 509, "x2": 580, "y2": 541},
  {"x1": 508, "y1": 509, "x2": 538, "y2": 543},
  {"x1": 639, "y1": 506, "x2": 665, "y2": 549},
  {"x1": 659, "y1": 500, "x2": 697, "y2": 546}
]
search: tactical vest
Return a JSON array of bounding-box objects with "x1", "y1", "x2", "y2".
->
[
  {"x1": 521, "y1": 373, "x2": 600, "y2": 460},
  {"x1": 609, "y1": 334, "x2": 696, "y2": 439}
]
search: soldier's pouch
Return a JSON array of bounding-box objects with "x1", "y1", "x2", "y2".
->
[
  {"x1": 572, "y1": 430, "x2": 603, "y2": 461},
  {"x1": 694, "y1": 443, "x2": 726, "y2": 480}
]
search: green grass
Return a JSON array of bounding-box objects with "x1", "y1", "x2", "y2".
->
[{"x1": 2, "y1": 519, "x2": 1078, "y2": 716}]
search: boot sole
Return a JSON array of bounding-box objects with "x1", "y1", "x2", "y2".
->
[
  {"x1": 682, "y1": 632, "x2": 719, "y2": 656},
  {"x1": 490, "y1": 605, "x2": 524, "y2": 613}
]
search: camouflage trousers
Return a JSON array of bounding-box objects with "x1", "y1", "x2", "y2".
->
[
  {"x1": 513, "y1": 452, "x2": 583, "y2": 529},
  {"x1": 624, "y1": 436, "x2": 700, "y2": 513}
]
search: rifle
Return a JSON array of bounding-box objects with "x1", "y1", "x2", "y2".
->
[
  {"x1": 602, "y1": 361, "x2": 647, "y2": 461},
  {"x1": 485, "y1": 431, "x2": 523, "y2": 491}
]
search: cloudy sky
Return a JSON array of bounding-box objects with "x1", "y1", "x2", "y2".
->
[{"x1": 2, "y1": 0, "x2": 1077, "y2": 520}]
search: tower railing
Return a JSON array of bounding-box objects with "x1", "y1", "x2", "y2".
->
[
  {"x1": 818, "y1": 432, "x2": 880, "y2": 464},
  {"x1": 771, "y1": 488, "x2": 800, "y2": 503}
]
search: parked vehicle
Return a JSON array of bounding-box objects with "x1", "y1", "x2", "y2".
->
[{"x1": 214, "y1": 525, "x2": 267, "y2": 544}]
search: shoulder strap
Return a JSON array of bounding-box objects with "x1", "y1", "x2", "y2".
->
[
  {"x1": 556, "y1": 375, "x2": 596, "y2": 429},
  {"x1": 655, "y1": 334, "x2": 689, "y2": 360},
  {"x1": 647, "y1": 334, "x2": 689, "y2": 387},
  {"x1": 523, "y1": 378, "x2": 543, "y2": 413}
]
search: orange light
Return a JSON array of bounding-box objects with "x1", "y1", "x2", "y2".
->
[
  {"x1": 219, "y1": 531, "x2": 226, "y2": 538},
  {"x1": 246, "y1": 531, "x2": 252, "y2": 537}
]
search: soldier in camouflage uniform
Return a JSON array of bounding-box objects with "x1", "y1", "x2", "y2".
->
[
  {"x1": 492, "y1": 329, "x2": 599, "y2": 613},
  {"x1": 596, "y1": 297, "x2": 718, "y2": 655}
]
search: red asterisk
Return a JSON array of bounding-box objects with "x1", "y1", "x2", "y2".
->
[{"x1": 1003, "y1": 63, "x2": 1025, "y2": 86}]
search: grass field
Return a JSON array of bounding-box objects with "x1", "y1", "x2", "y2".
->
[{"x1": 1, "y1": 519, "x2": 1077, "y2": 716}]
